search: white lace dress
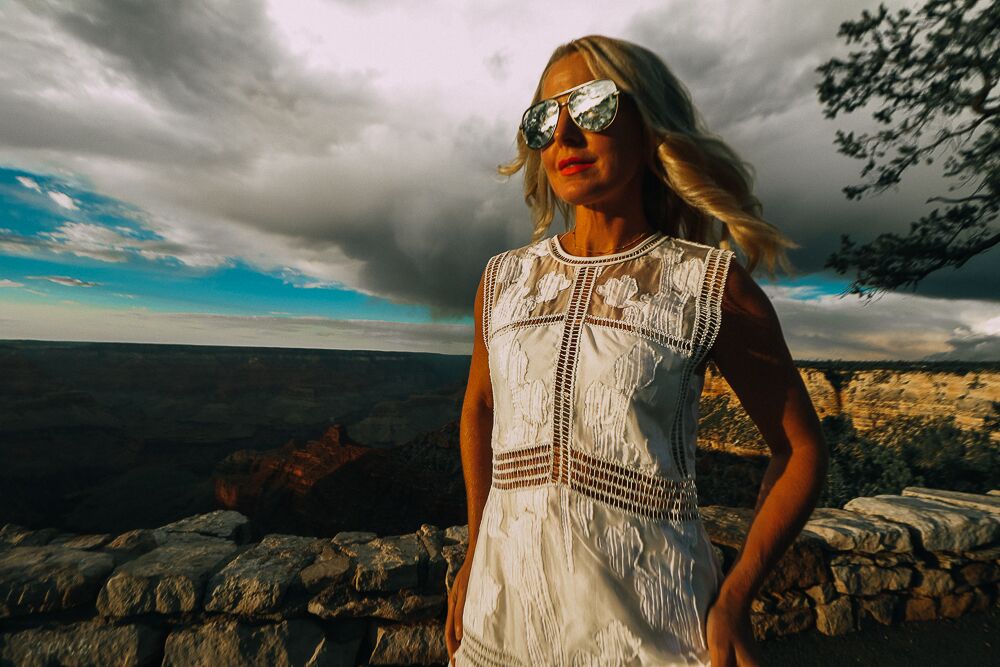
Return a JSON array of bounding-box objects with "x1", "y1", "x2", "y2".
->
[{"x1": 453, "y1": 231, "x2": 735, "y2": 667}]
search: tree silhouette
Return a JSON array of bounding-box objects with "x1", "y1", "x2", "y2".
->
[{"x1": 815, "y1": 0, "x2": 998, "y2": 299}]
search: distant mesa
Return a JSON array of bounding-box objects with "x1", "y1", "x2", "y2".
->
[
  {"x1": 214, "y1": 423, "x2": 370, "y2": 510},
  {"x1": 212, "y1": 421, "x2": 466, "y2": 539}
]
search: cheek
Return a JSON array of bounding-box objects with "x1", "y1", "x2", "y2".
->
[
  {"x1": 603, "y1": 140, "x2": 644, "y2": 183},
  {"x1": 606, "y1": 113, "x2": 646, "y2": 174},
  {"x1": 593, "y1": 144, "x2": 630, "y2": 181},
  {"x1": 540, "y1": 151, "x2": 559, "y2": 179}
]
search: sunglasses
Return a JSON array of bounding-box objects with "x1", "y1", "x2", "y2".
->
[{"x1": 520, "y1": 78, "x2": 621, "y2": 150}]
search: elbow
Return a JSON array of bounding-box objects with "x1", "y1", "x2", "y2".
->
[{"x1": 791, "y1": 434, "x2": 829, "y2": 488}]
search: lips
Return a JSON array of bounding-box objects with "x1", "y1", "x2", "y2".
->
[
  {"x1": 558, "y1": 156, "x2": 595, "y2": 170},
  {"x1": 558, "y1": 156, "x2": 596, "y2": 175}
]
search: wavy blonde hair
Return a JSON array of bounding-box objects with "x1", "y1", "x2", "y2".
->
[{"x1": 499, "y1": 35, "x2": 798, "y2": 278}]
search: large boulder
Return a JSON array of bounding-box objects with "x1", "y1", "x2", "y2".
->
[
  {"x1": 0, "y1": 621, "x2": 162, "y2": 667},
  {"x1": 801, "y1": 507, "x2": 913, "y2": 553},
  {"x1": 901, "y1": 487, "x2": 1000, "y2": 515},
  {"x1": 162, "y1": 617, "x2": 354, "y2": 667},
  {"x1": 0, "y1": 545, "x2": 114, "y2": 617},
  {"x1": 367, "y1": 619, "x2": 447, "y2": 666},
  {"x1": 203, "y1": 534, "x2": 324, "y2": 617},
  {"x1": 337, "y1": 534, "x2": 428, "y2": 593},
  {"x1": 844, "y1": 495, "x2": 1000, "y2": 552},
  {"x1": 308, "y1": 585, "x2": 445, "y2": 622},
  {"x1": 155, "y1": 510, "x2": 251, "y2": 544},
  {"x1": 97, "y1": 536, "x2": 239, "y2": 616},
  {"x1": 700, "y1": 506, "x2": 828, "y2": 591}
]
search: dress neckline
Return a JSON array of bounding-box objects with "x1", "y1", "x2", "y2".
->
[{"x1": 547, "y1": 230, "x2": 669, "y2": 265}]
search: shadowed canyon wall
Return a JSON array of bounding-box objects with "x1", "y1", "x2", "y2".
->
[{"x1": 1, "y1": 341, "x2": 996, "y2": 541}]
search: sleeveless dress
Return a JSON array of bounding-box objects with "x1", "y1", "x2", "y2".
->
[{"x1": 453, "y1": 230, "x2": 735, "y2": 667}]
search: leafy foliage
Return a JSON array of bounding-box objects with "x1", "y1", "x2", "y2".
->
[
  {"x1": 816, "y1": 406, "x2": 1000, "y2": 507},
  {"x1": 694, "y1": 448, "x2": 769, "y2": 508},
  {"x1": 815, "y1": 0, "x2": 999, "y2": 298}
]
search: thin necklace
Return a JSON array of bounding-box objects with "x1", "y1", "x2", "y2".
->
[{"x1": 565, "y1": 229, "x2": 655, "y2": 256}]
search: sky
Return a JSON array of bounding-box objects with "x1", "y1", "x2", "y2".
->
[{"x1": 0, "y1": 0, "x2": 997, "y2": 360}]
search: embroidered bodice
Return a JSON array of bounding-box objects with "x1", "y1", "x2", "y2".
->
[{"x1": 482, "y1": 231, "x2": 734, "y2": 520}]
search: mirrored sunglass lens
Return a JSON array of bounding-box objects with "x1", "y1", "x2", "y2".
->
[
  {"x1": 522, "y1": 100, "x2": 558, "y2": 148},
  {"x1": 568, "y1": 80, "x2": 618, "y2": 131}
]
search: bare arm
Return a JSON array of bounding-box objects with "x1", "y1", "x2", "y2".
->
[
  {"x1": 709, "y1": 259, "x2": 829, "y2": 613},
  {"x1": 459, "y1": 269, "x2": 495, "y2": 553}
]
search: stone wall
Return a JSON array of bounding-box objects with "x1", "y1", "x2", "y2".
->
[
  {"x1": 703, "y1": 487, "x2": 1000, "y2": 640},
  {"x1": 1, "y1": 486, "x2": 998, "y2": 666}
]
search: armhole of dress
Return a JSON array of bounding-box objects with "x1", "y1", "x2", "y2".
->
[
  {"x1": 671, "y1": 246, "x2": 734, "y2": 480},
  {"x1": 482, "y1": 252, "x2": 506, "y2": 354},
  {"x1": 693, "y1": 247, "x2": 734, "y2": 371}
]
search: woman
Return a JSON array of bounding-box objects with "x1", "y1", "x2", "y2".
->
[{"x1": 447, "y1": 35, "x2": 828, "y2": 667}]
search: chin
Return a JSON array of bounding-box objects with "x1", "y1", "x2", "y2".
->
[{"x1": 554, "y1": 186, "x2": 609, "y2": 207}]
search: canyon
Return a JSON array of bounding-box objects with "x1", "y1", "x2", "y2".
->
[{"x1": 1, "y1": 340, "x2": 996, "y2": 540}]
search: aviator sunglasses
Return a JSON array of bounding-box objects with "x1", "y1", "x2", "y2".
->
[{"x1": 520, "y1": 78, "x2": 621, "y2": 150}]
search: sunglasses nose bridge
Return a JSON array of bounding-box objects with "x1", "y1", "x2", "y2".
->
[{"x1": 551, "y1": 99, "x2": 585, "y2": 146}]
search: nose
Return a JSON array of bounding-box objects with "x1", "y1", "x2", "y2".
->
[{"x1": 551, "y1": 103, "x2": 584, "y2": 147}]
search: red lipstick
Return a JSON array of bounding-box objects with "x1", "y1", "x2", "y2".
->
[{"x1": 558, "y1": 156, "x2": 595, "y2": 174}]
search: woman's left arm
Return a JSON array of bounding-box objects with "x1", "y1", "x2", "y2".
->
[{"x1": 708, "y1": 258, "x2": 830, "y2": 617}]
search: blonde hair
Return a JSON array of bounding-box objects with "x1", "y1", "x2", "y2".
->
[{"x1": 499, "y1": 35, "x2": 798, "y2": 279}]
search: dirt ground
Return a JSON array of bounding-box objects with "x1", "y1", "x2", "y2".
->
[{"x1": 761, "y1": 606, "x2": 1000, "y2": 666}]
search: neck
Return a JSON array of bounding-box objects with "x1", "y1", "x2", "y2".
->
[{"x1": 566, "y1": 183, "x2": 654, "y2": 256}]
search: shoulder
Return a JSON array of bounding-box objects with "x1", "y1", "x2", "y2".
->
[
  {"x1": 484, "y1": 235, "x2": 551, "y2": 272},
  {"x1": 720, "y1": 258, "x2": 776, "y2": 324},
  {"x1": 652, "y1": 236, "x2": 735, "y2": 267},
  {"x1": 711, "y1": 258, "x2": 785, "y2": 368},
  {"x1": 509, "y1": 235, "x2": 551, "y2": 259}
]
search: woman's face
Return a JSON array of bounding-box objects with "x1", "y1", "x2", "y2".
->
[{"x1": 538, "y1": 52, "x2": 647, "y2": 209}]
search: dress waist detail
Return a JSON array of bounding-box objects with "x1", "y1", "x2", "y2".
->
[{"x1": 492, "y1": 444, "x2": 700, "y2": 523}]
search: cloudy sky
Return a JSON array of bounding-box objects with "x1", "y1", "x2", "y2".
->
[{"x1": 0, "y1": 0, "x2": 996, "y2": 360}]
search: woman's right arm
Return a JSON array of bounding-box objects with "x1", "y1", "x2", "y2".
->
[
  {"x1": 459, "y1": 268, "x2": 495, "y2": 557},
  {"x1": 446, "y1": 267, "x2": 495, "y2": 665}
]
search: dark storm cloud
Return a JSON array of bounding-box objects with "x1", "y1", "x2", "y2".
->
[
  {"x1": 764, "y1": 286, "x2": 999, "y2": 362},
  {"x1": 926, "y1": 330, "x2": 1000, "y2": 362},
  {"x1": 624, "y1": 2, "x2": 998, "y2": 302},
  {"x1": 626, "y1": 3, "x2": 840, "y2": 129},
  {"x1": 2, "y1": 0, "x2": 379, "y2": 167},
  {"x1": 0, "y1": 0, "x2": 995, "y2": 357},
  {"x1": 46, "y1": 0, "x2": 287, "y2": 114}
]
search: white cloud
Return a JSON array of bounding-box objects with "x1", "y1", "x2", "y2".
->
[
  {"x1": 0, "y1": 299, "x2": 473, "y2": 354},
  {"x1": 6, "y1": 221, "x2": 233, "y2": 268},
  {"x1": 38, "y1": 221, "x2": 131, "y2": 262},
  {"x1": 26, "y1": 274, "x2": 100, "y2": 288},
  {"x1": 976, "y1": 315, "x2": 1000, "y2": 337},
  {"x1": 15, "y1": 176, "x2": 41, "y2": 191},
  {"x1": 46, "y1": 191, "x2": 78, "y2": 210},
  {"x1": 0, "y1": 279, "x2": 25, "y2": 287},
  {"x1": 761, "y1": 285, "x2": 1000, "y2": 362}
]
